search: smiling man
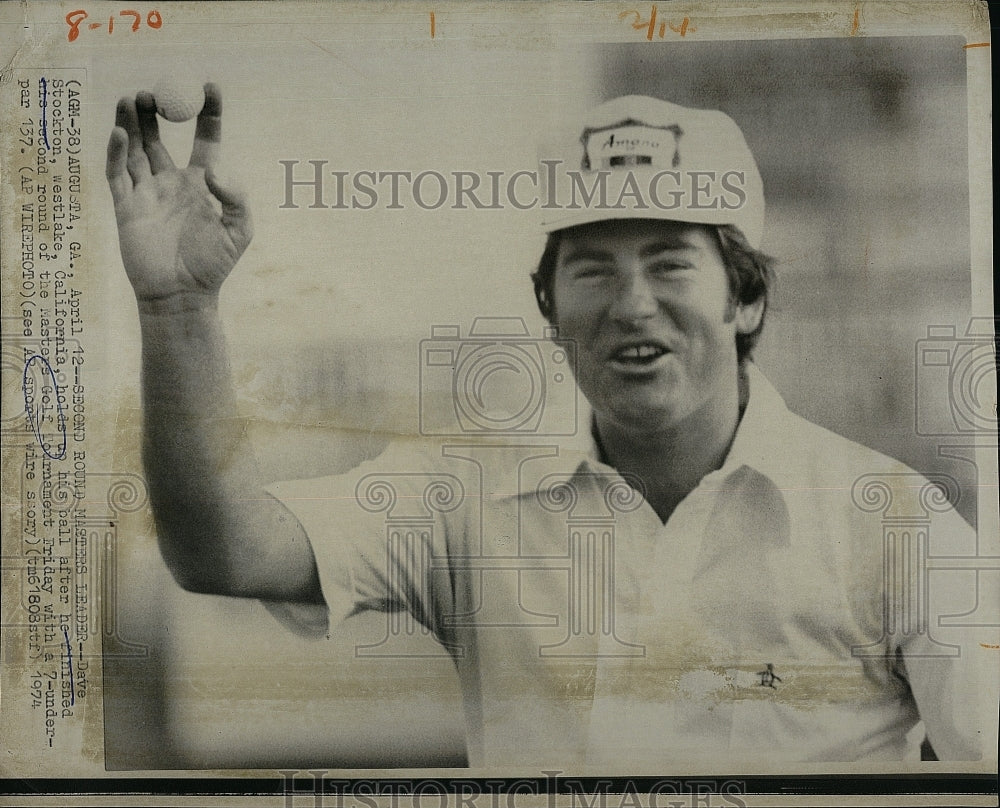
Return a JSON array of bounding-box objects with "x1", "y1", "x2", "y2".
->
[
  {"x1": 542, "y1": 219, "x2": 762, "y2": 523},
  {"x1": 107, "y1": 90, "x2": 996, "y2": 767},
  {"x1": 528, "y1": 97, "x2": 773, "y2": 524}
]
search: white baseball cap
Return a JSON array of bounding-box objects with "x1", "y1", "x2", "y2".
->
[{"x1": 538, "y1": 95, "x2": 765, "y2": 249}]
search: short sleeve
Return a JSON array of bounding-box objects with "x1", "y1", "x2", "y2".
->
[{"x1": 262, "y1": 442, "x2": 458, "y2": 641}]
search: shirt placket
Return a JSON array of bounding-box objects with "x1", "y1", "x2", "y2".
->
[{"x1": 584, "y1": 469, "x2": 727, "y2": 762}]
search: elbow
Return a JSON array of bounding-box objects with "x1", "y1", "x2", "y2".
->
[
  {"x1": 153, "y1": 503, "x2": 242, "y2": 596},
  {"x1": 158, "y1": 533, "x2": 232, "y2": 596},
  {"x1": 164, "y1": 555, "x2": 227, "y2": 595},
  {"x1": 160, "y1": 534, "x2": 264, "y2": 599},
  {"x1": 169, "y1": 565, "x2": 223, "y2": 595}
]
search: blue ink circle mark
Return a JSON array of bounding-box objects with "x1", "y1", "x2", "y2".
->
[
  {"x1": 40, "y1": 77, "x2": 50, "y2": 150},
  {"x1": 23, "y1": 354, "x2": 67, "y2": 460},
  {"x1": 63, "y1": 627, "x2": 75, "y2": 706}
]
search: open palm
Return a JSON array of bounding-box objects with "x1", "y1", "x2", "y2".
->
[{"x1": 106, "y1": 85, "x2": 252, "y2": 302}]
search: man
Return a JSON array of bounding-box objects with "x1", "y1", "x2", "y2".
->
[{"x1": 107, "y1": 87, "x2": 996, "y2": 767}]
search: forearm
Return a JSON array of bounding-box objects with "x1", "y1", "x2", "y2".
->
[
  {"x1": 138, "y1": 292, "x2": 252, "y2": 592},
  {"x1": 138, "y1": 293, "x2": 322, "y2": 602}
]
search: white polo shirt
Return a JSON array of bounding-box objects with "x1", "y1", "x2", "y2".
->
[{"x1": 266, "y1": 365, "x2": 997, "y2": 768}]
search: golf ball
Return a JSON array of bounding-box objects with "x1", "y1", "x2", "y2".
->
[{"x1": 153, "y1": 75, "x2": 205, "y2": 122}]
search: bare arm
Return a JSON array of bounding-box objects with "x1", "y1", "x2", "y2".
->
[{"x1": 108, "y1": 86, "x2": 321, "y2": 602}]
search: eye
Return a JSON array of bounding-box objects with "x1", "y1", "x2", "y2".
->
[
  {"x1": 649, "y1": 259, "x2": 691, "y2": 275},
  {"x1": 568, "y1": 263, "x2": 614, "y2": 281}
]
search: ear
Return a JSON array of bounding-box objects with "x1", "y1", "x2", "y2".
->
[{"x1": 734, "y1": 297, "x2": 765, "y2": 336}]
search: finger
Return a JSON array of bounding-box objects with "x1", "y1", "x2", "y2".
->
[
  {"x1": 206, "y1": 167, "x2": 254, "y2": 252},
  {"x1": 105, "y1": 125, "x2": 132, "y2": 201},
  {"x1": 189, "y1": 82, "x2": 222, "y2": 169},
  {"x1": 116, "y1": 97, "x2": 152, "y2": 184},
  {"x1": 135, "y1": 91, "x2": 175, "y2": 174}
]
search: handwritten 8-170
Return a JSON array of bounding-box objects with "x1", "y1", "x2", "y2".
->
[
  {"x1": 65, "y1": 9, "x2": 162, "y2": 43},
  {"x1": 620, "y1": 6, "x2": 696, "y2": 40}
]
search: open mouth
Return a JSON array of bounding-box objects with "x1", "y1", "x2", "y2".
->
[{"x1": 609, "y1": 342, "x2": 670, "y2": 367}]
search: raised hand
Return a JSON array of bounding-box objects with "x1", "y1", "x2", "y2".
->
[{"x1": 106, "y1": 83, "x2": 253, "y2": 304}]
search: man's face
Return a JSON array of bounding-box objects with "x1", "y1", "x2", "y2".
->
[{"x1": 552, "y1": 219, "x2": 760, "y2": 436}]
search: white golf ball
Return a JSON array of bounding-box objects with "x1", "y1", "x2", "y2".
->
[{"x1": 153, "y1": 75, "x2": 205, "y2": 122}]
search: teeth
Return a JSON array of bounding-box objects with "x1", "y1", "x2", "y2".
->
[{"x1": 615, "y1": 344, "x2": 665, "y2": 360}]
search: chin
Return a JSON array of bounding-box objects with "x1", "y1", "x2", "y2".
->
[{"x1": 603, "y1": 398, "x2": 683, "y2": 434}]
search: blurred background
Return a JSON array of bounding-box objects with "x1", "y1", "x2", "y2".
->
[{"x1": 55, "y1": 20, "x2": 982, "y2": 769}]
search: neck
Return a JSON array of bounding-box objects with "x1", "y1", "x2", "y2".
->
[{"x1": 594, "y1": 364, "x2": 750, "y2": 522}]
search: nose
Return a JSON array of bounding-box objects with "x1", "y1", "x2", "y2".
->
[{"x1": 608, "y1": 269, "x2": 658, "y2": 324}]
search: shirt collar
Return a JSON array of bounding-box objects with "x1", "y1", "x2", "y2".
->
[
  {"x1": 710, "y1": 362, "x2": 793, "y2": 484},
  {"x1": 512, "y1": 362, "x2": 793, "y2": 496}
]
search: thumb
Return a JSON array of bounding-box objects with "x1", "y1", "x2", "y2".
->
[{"x1": 205, "y1": 167, "x2": 253, "y2": 250}]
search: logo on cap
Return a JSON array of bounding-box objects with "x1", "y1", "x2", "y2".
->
[{"x1": 580, "y1": 121, "x2": 683, "y2": 171}]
